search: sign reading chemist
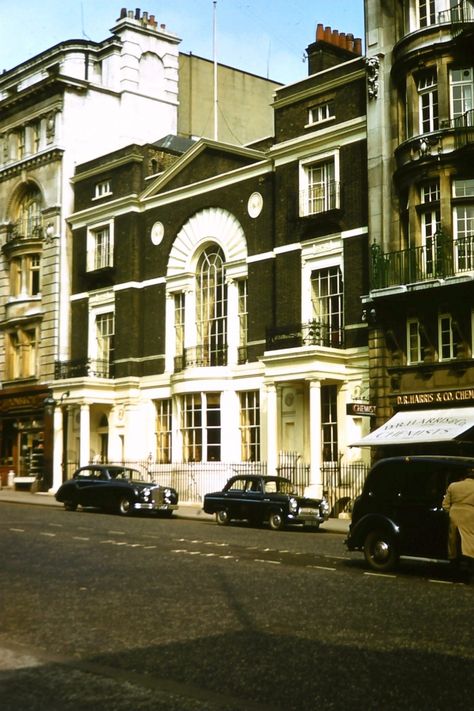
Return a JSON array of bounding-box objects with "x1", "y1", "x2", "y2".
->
[{"x1": 396, "y1": 388, "x2": 474, "y2": 407}]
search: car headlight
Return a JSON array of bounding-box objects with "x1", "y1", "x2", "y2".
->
[
  {"x1": 141, "y1": 487, "x2": 151, "y2": 501},
  {"x1": 321, "y1": 498, "x2": 330, "y2": 515},
  {"x1": 289, "y1": 497, "x2": 298, "y2": 514}
]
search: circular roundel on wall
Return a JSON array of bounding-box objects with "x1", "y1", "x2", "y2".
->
[
  {"x1": 247, "y1": 191, "x2": 263, "y2": 218},
  {"x1": 151, "y1": 221, "x2": 164, "y2": 245}
]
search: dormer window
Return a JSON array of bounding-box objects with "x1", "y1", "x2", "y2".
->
[
  {"x1": 94, "y1": 180, "x2": 112, "y2": 199},
  {"x1": 308, "y1": 100, "x2": 335, "y2": 126}
]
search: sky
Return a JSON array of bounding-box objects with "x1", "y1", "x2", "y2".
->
[{"x1": 0, "y1": 0, "x2": 365, "y2": 85}]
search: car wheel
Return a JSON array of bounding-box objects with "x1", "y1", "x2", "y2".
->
[
  {"x1": 64, "y1": 500, "x2": 77, "y2": 512},
  {"x1": 216, "y1": 509, "x2": 230, "y2": 525},
  {"x1": 268, "y1": 511, "x2": 284, "y2": 531},
  {"x1": 117, "y1": 496, "x2": 133, "y2": 516},
  {"x1": 363, "y1": 529, "x2": 399, "y2": 572}
]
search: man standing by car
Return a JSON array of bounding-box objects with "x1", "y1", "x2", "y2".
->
[{"x1": 442, "y1": 470, "x2": 474, "y2": 580}]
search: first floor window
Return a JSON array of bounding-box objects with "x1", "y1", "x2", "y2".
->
[
  {"x1": 239, "y1": 391, "x2": 260, "y2": 461},
  {"x1": 196, "y1": 246, "x2": 227, "y2": 366},
  {"x1": 6, "y1": 328, "x2": 37, "y2": 379},
  {"x1": 418, "y1": 70, "x2": 438, "y2": 133},
  {"x1": 95, "y1": 312, "x2": 114, "y2": 376},
  {"x1": 156, "y1": 399, "x2": 172, "y2": 464},
  {"x1": 407, "y1": 318, "x2": 422, "y2": 364},
  {"x1": 303, "y1": 159, "x2": 337, "y2": 215},
  {"x1": 439, "y1": 314, "x2": 456, "y2": 360},
  {"x1": 311, "y1": 266, "x2": 344, "y2": 347},
  {"x1": 321, "y1": 385, "x2": 338, "y2": 464},
  {"x1": 453, "y1": 179, "x2": 474, "y2": 272},
  {"x1": 88, "y1": 223, "x2": 113, "y2": 271},
  {"x1": 418, "y1": 0, "x2": 436, "y2": 27},
  {"x1": 450, "y1": 68, "x2": 473, "y2": 124},
  {"x1": 9, "y1": 254, "x2": 41, "y2": 296}
]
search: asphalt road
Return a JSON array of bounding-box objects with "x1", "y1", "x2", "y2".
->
[{"x1": 1, "y1": 502, "x2": 473, "y2": 711}]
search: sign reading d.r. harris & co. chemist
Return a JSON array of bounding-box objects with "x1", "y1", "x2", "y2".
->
[{"x1": 396, "y1": 388, "x2": 474, "y2": 408}]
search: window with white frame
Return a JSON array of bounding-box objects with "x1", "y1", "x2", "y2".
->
[
  {"x1": 407, "y1": 318, "x2": 422, "y2": 363},
  {"x1": 180, "y1": 392, "x2": 221, "y2": 463},
  {"x1": 9, "y1": 254, "x2": 40, "y2": 297},
  {"x1": 95, "y1": 312, "x2": 115, "y2": 376},
  {"x1": 308, "y1": 100, "x2": 335, "y2": 126},
  {"x1": 450, "y1": 67, "x2": 474, "y2": 125},
  {"x1": 418, "y1": 0, "x2": 436, "y2": 27},
  {"x1": 6, "y1": 328, "x2": 37, "y2": 379},
  {"x1": 452, "y1": 179, "x2": 474, "y2": 271},
  {"x1": 239, "y1": 391, "x2": 260, "y2": 461},
  {"x1": 238, "y1": 279, "x2": 248, "y2": 360},
  {"x1": 420, "y1": 181, "x2": 441, "y2": 276},
  {"x1": 417, "y1": 70, "x2": 438, "y2": 133},
  {"x1": 300, "y1": 157, "x2": 338, "y2": 216},
  {"x1": 94, "y1": 179, "x2": 112, "y2": 199},
  {"x1": 321, "y1": 384, "x2": 338, "y2": 464},
  {"x1": 196, "y1": 246, "x2": 227, "y2": 366},
  {"x1": 438, "y1": 313, "x2": 456, "y2": 360},
  {"x1": 155, "y1": 399, "x2": 172, "y2": 464},
  {"x1": 174, "y1": 292, "x2": 185, "y2": 361},
  {"x1": 310, "y1": 266, "x2": 344, "y2": 347},
  {"x1": 87, "y1": 223, "x2": 113, "y2": 271},
  {"x1": 17, "y1": 190, "x2": 42, "y2": 238}
]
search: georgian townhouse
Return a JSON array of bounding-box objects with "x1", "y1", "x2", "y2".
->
[
  {"x1": 0, "y1": 8, "x2": 279, "y2": 491},
  {"x1": 58, "y1": 25, "x2": 370, "y2": 510},
  {"x1": 357, "y1": 0, "x2": 474, "y2": 454}
]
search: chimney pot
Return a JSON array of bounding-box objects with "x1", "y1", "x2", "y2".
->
[
  {"x1": 354, "y1": 38, "x2": 362, "y2": 55},
  {"x1": 316, "y1": 23, "x2": 324, "y2": 41},
  {"x1": 160, "y1": 23, "x2": 166, "y2": 29},
  {"x1": 135, "y1": 8, "x2": 141, "y2": 20},
  {"x1": 331, "y1": 29, "x2": 339, "y2": 45},
  {"x1": 338, "y1": 32, "x2": 346, "y2": 48},
  {"x1": 324, "y1": 26, "x2": 332, "y2": 42},
  {"x1": 119, "y1": 8, "x2": 127, "y2": 19}
]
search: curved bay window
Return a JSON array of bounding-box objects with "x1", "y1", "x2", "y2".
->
[{"x1": 196, "y1": 246, "x2": 227, "y2": 366}]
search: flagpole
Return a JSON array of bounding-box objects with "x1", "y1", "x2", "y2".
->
[{"x1": 213, "y1": 0, "x2": 218, "y2": 141}]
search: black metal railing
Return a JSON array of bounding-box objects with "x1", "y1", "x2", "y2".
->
[
  {"x1": 439, "y1": 0, "x2": 474, "y2": 33},
  {"x1": 266, "y1": 320, "x2": 344, "y2": 351},
  {"x1": 174, "y1": 346, "x2": 227, "y2": 372},
  {"x1": 6, "y1": 220, "x2": 44, "y2": 242},
  {"x1": 370, "y1": 233, "x2": 474, "y2": 290},
  {"x1": 55, "y1": 358, "x2": 114, "y2": 379},
  {"x1": 452, "y1": 108, "x2": 474, "y2": 149},
  {"x1": 321, "y1": 462, "x2": 369, "y2": 517}
]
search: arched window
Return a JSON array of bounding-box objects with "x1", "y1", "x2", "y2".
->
[
  {"x1": 17, "y1": 187, "x2": 42, "y2": 238},
  {"x1": 196, "y1": 246, "x2": 227, "y2": 366}
]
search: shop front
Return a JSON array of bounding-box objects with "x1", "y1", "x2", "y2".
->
[{"x1": 0, "y1": 385, "x2": 53, "y2": 490}]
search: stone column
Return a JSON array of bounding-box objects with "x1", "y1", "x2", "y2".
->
[
  {"x1": 79, "y1": 404, "x2": 90, "y2": 466},
  {"x1": 265, "y1": 383, "x2": 278, "y2": 475},
  {"x1": 308, "y1": 379, "x2": 323, "y2": 497},
  {"x1": 51, "y1": 407, "x2": 64, "y2": 492}
]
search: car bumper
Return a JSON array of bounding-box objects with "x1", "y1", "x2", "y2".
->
[
  {"x1": 289, "y1": 511, "x2": 327, "y2": 526},
  {"x1": 133, "y1": 502, "x2": 179, "y2": 512}
]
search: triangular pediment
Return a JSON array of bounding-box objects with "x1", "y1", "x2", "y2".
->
[{"x1": 141, "y1": 138, "x2": 266, "y2": 199}]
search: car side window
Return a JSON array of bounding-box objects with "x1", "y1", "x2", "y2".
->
[
  {"x1": 228, "y1": 478, "x2": 246, "y2": 491},
  {"x1": 401, "y1": 464, "x2": 439, "y2": 502},
  {"x1": 77, "y1": 469, "x2": 94, "y2": 480},
  {"x1": 245, "y1": 480, "x2": 263, "y2": 493},
  {"x1": 365, "y1": 462, "x2": 400, "y2": 500},
  {"x1": 264, "y1": 481, "x2": 277, "y2": 493}
]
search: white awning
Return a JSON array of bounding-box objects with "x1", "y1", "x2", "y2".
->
[{"x1": 351, "y1": 407, "x2": 474, "y2": 446}]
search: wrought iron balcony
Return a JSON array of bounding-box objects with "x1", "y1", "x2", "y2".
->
[
  {"x1": 174, "y1": 346, "x2": 227, "y2": 372},
  {"x1": 54, "y1": 358, "x2": 114, "y2": 379},
  {"x1": 266, "y1": 320, "x2": 344, "y2": 351},
  {"x1": 370, "y1": 233, "x2": 474, "y2": 290},
  {"x1": 6, "y1": 220, "x2": 44, "y2": 243},
  {"x1": 439, "y1": 0, "x2": 474, "y2": 34}
]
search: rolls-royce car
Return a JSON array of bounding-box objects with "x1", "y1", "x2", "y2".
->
[{"x1": 55, "y1": 464, "x2": 178, "y2": 517}]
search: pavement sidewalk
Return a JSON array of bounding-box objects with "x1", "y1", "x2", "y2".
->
[{"x1": 0, "y1": 487, "x2": 350, "y2": 534}]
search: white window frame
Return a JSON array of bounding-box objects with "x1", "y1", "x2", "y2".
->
[
  {"x1": 418, "y1": 0, "x2": 436, "y2": 27},
  {"x1": 407, "y1": 318, "x2": 422, "y2": 364},
  {"x1": 307, "y1": 100, "x2": 335, "y2": 127},
  {"x1": 6, "y1": 327, "x2": 37, "y2": 379},
  {"x1": 155, "y1": 399, "x2": 172, "y2": 464},
  {"x1": 438, "y1": 313, "x2": 455, "y2": 360},
  {"x1": 86, "y1": 220, "x2": 114, "y2": 271},
  {"x1": 239, "y1": 391, "x2": 260, "y2": 462},
  {"x1": 418, "y1": 71, "x2": 438, "y2": 133},
  {"x1": 299, "y1": 151, "x2": 340, "y2": 217},
  {"x1": 450, "y1": 67, "x2": 474, "y2": 124},
  {"x1": 93, "y1": 179, "x2": 112, "y2": 199},
  {"x1": 88, "y1": 292, "x2": 115, "y2": 375},
  {"x1": 452, "y1": 179, "x2": 474, "y2": 271}
]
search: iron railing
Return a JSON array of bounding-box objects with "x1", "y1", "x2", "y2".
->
[
  {"x1": 6, "y1": 220, "x2": 44, "y2": 242},
  {"x1": 63, "y1": 458, "x2": 368, "y2": 517},
  {"x1": 439, "y1": 0, "x2": 474, "y2": 33},
  {"x1": 55, "y1": 358, "x2": 114, "y2": 379},
  {"x1": 174, "y1": 345, "x2": 227, "y2": 372},
  {"x1": 370, "y1": 233, "x2": 474, "y2": 290},
  {"x1": 266, "y1": 320, "x2": 344, "y2": 351}
]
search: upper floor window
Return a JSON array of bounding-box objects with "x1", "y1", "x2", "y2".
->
[
  {"x1": 196, "y1": 246, "x2": 227, "y2": 366},
  {"x1": 17, "y1": 128, "x2": 26, "y2": 160},
  {"x1": 439, "y1": 313, "x2": 457, "y2": 360},
  {"x1": 417, "y1": 70, "x2": 438, "y2": 133},
  {"x1": 87, "y1": 223, "x2": 113, "y2": 271},
  {"x1": 174, "y1": 292, "x2": 185, "y2": 361},
  {"x1": 310, "y1": 266, "x2": 344, "y2": 347},
  {"x1": 420, "y1": 180, "x2": 441, "y2": 276},
  {"x1": 95, "y1": 312, "x2": 115, "y2": 376},
  {"x1": 321, "y1": 384, "x2": 338, "y2": 464},
  {"x1": 407, "y1": 318, "x2": 422, "y2": 364},
  {"x1": 418, "y1": 0, "x2": 436, "y2": 27},
  {"x1": 308, "y1": 100, "x2": 335, "y2": 126},
  {"x1": 6, "y1": 328, "x2": 37, "y2": 379},
  {"x1": 10, "y1": 254, "x2": 41, "y2": 297},
  {"x1": 450, "y1": 67, "x2": 473, "y2": 124},
  {"x1": 300, "y1": 155, "x2": 339, "y2": 216},
  {"x1": 17, "y1": 190, "x2": 42, "y2": 239},
  {"x1": 94, "y1": 180, "x2": 112, "y2": 199},
  {"x1": 238, "y1": 279, "x2": 248, "y2": 361},
  {"x1": 452, "y1": 179, "x2": 474, "y2": 271}
]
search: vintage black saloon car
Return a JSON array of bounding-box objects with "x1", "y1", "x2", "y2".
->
[
  {"x1": 203, "y1": 474, "x2": 329, "y2": 530},
  {"x1": 55, "y1": 465, "x2": 178, "y2": 517},
  {"x1": 345, "y1": 455, "x2": 474, "y2": 572}
]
